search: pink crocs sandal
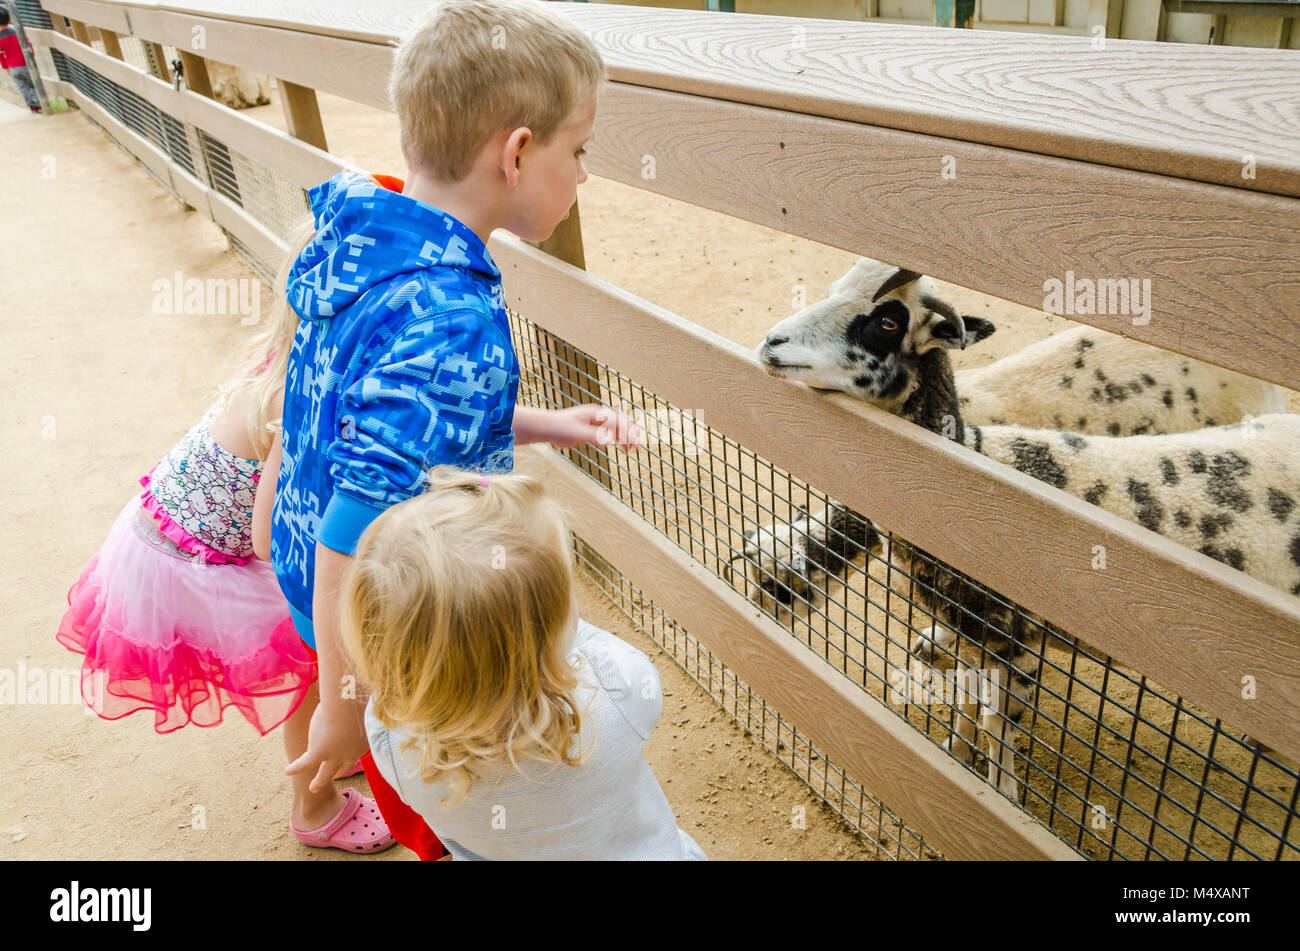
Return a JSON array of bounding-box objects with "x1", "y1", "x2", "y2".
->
[
  {"x1": 340, "y1": 758, "x2": 364, "y2": 779},
  {"x1": 290, "y1": 787, "x2": 396, "y2": 854}
]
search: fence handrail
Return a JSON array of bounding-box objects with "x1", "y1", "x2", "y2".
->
[
  {"x1": 59, "y1": 0, "x2": 1300, "y2": 198},
  {"x1": 40, "y1": 0, "x2": 1300, "y2": 394}
]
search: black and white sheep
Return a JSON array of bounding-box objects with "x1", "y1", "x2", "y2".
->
[
  {"x1": 743, "y1": 257, "x2": 1300, "y2": 796},
  {"x1": 728, "y1": 503, "x2": 878, "y2": 615}
]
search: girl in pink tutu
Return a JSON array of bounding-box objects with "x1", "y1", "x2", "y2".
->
[{"x1": 56, "y1": 221, "x2": 395, "y2": 854}]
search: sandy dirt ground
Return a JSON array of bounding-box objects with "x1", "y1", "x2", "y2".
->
[{"x1": 5, "y1": 81, "x2": 1296, "y2": 862}]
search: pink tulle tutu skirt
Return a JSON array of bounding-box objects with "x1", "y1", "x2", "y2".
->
[{"x1": 56, "y1": 498, "x2": 317, "y2": 735}]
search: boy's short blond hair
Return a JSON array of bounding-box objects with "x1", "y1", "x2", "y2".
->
[{"x1": 390, "y1": 0, "x2": 607, "y2": 182}]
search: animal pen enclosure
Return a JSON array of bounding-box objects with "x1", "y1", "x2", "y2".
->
[{"x1": 21, "y1": 0, "x2": 1300, "y2": 860}]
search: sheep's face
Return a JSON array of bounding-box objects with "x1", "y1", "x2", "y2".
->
[
  {"x1": 755, "y1": 259, "x2": 991, "y2": 409},
  {"x1": 731, "y1": 519, "x2": 815, "y2": 613}
]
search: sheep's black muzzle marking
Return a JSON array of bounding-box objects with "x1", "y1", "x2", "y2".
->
[
  {"x1": 759, "y1": 575, "x2": 796, "y2": 605},
  {"x1": 758, "y1": 338, "x2": 810, "y2": 373}
]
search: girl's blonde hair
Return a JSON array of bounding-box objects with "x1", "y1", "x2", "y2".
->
[
  {"x1": 340, "y1": 465, "x2": 584, "y2": 805},
  {"x1": 215, "y1": 217, "x2": 317, "y2": 459},
  {"x1": 389, "y1": 0, "x2": 607, "y2": 182}
]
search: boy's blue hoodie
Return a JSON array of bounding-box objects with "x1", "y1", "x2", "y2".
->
[{"x1": 270, "y1": 171, "x2": 519, "y2": 647}]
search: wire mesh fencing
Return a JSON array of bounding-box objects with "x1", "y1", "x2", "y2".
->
[
  {"x1": 573, "y1": 534, "x2": 940, "y2": 860},
  {"x1": 52, "y1": 50, "x2": 309, "y2": 283},
  {"x1": 45, "y1": 27, "x2": 1300, "y2": 859},
  {"x1": 507, "y1": 310, "x2": 1300, "y2": 862}
]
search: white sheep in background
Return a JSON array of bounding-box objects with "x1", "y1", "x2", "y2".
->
[
  {"x1": 957, "y1": 324, "x2": 1286, "y2": 436},
  {"x1": 744, "y1": 257, "x2": 1300, "y2": 797}
]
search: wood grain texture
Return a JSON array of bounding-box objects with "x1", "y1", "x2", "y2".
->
[
  {"x1": 41, "y1": 2, "x2": 396, "y2": 110},
  {"x1": 586, "y1": 82, "x2": 1300, "y2": 392},
  {"x1": 40, "y1": 4, "x2": 1300, "y2": 392},
  {"x1": 556, "y1": 5, "x2": 1300, "y2": 198},
  {"x1": 518, "y1": 443, "x2": 1081, "y2": 860},
  {"x1": 52, "y1": 0, "x2": 1300, "y2": 196},
  {"x1": 46, "y1": 0, "x2": 130, "y2": 35},
  {"x1": 490, "y1": 232, "x2": 1300, "y2": 761},
  {"x1": 152, "y1": 11, "x2": 392, "y2": 111}
]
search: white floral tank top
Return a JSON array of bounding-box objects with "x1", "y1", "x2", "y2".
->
[{"x1": 144, "y1": 403, "x2": 263, "y2": 560}]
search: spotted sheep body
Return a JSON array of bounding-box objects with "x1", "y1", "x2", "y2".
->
[
  {"x1": 957, "y1": 324, "x2": 1285, "y2": 437},
  {"x1": 745, "y1": 256, "x2": 1300, "y2": 797}
]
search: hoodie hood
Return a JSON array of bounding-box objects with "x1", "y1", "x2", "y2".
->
[{"x1": 286, "y1": 171, "x2": 501, "y2": 322}]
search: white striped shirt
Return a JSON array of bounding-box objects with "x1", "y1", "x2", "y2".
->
[{"x1": 365, "y1": 620, "x2": 707, "y2": 861}]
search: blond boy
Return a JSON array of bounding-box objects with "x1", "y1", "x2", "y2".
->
[{"x1": 261, "y1": 0, "x2": 634, "y2": 854}]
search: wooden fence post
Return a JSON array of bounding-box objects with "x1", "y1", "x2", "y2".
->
[
  {"x1": 277, "y1": 79, "x2": 328, "y2": 152},
  {"x1": 67, "y1": 19, "x2": 92, "y2": 46},
  {"x1": 97, "y1": 27, "x2": 123, "y2": 61},
  {"x1": 527, "y1": 202, "x2": 613, "y2": 492},
  {"x1": 178, "y1": 51, "x2": 244, "y2": 207}
]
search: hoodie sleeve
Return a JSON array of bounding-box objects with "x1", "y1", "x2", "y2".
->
[{"x1": 316, "y1": 306, "x2": 513, "y2": 556}]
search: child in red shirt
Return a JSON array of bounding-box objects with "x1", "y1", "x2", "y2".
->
[{"x1": 0, "y1": 9, "x2": 41, "y2": 113}]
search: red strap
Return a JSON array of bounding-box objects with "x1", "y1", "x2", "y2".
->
[
  {"x1": 369, "y1": 174, "x2": 406, "y2": 193},
  {"x1": 360, "y1": 751, "x2": 447, "y2": 860}
]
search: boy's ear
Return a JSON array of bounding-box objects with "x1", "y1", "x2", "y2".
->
[{"x1": 502, "y1": 127, "x2": 532, "y2": 185}]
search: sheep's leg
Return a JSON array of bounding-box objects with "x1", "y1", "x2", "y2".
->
[
  {"x1": 945, "y1": 658, "x2": 979, "y2": 766},
  {"x1": 887, "y1": 623, "x2": 948, "y2": 707},
  {"x1": 903, "y1": 624, "x2": 979, "y2": 766},
  {"x1": 979, "y1": 668, "x2": 1021, "y2": 801},
  {"x1": 984, "y1": 714, "x2": 1020, "y2": 800}
]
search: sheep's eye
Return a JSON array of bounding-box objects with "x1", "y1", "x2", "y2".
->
[{"x1": 880, "y1": 317, "x2": 899, "y2": 331}]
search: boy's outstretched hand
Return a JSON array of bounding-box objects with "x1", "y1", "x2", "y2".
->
[
  {"x1": 516, "y1": 404, "x2": 643, "y2": 450},
  {"x1": 548, "y1": 404, "x2": 643, "y2": 449}
]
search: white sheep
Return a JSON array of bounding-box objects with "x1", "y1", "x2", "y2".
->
[
  {"x1": 957, "y1": 324, "x2": 1285, "y2": 436},
  {"x1": 745, "y1": 257, "x2": 1300, "y2": 798}
]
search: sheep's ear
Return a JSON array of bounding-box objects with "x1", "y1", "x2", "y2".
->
[
  {"x1": 960, "y1": 315, "x2": 996, "y2": 344},
  {"x1": 829, "y1": 257, "x2": 877, "y2": 298},
  {"x1": 931, "y1": 315, "x2": 995, "y2": 349},
  {"x1": 871, "y1": 267, "x2": 923, "y2": 303}
]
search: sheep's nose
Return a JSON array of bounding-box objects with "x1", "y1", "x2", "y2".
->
[{"x1": 765, "y1": 335, "x2": 789, "y2": 348}]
